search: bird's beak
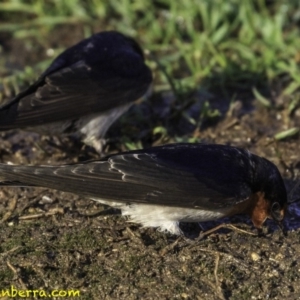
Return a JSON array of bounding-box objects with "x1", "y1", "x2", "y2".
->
[
  {"x1": 270, "y1": 206, "x2": 287, "y2": 236},
  {"x1": 277, "y1": 220, "x2": 287, "y2": 237}
]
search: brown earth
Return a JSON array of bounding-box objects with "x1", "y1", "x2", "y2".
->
[{"x1": 0, "y1": 31, "x2": 300, "y2": 300}]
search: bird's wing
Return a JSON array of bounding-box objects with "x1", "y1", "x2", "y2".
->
[
  {"x1": 0, "y1": 151, "x2": 253, "y2": 209},
  {"x1": 0, "y1": 56, "x2": 151, "y2": 127}
]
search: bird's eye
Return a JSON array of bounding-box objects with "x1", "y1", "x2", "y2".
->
[{"x1": 271, "y1": 202, "x2": 283, "y2": 221}]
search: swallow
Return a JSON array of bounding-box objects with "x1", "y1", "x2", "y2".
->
[
  {"x1": 0, "y1": 31, "x2": 152, "y2": 152},
  {"x1": 0, "y1": 143, "x2": 287, "y2": 235}
]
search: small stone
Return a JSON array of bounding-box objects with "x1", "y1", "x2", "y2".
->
[
  {"x1": 251, "y1": 252, "x2": 261, "y2": 261},
  {"x1": 39, "y1": 195, "x2": 54, "y2": 204},
  {"x1": 275, "y1": 253, "x2": 283, "y2": 261},
  {"x1": 181, "y1": 293, "x2": 189, "y2": 299}
]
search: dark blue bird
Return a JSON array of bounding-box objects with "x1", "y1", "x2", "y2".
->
[
  {"x1": 0, "y1": 31, "x2": 152, "y2": 152},
  {"x1": 0, "y1": 143, "x2": 287, "y2": 235}
]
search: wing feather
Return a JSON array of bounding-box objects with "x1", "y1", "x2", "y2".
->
[
  {"x1": 0, "y1": 144, "x2": 255, "y2": 209},
  {"x1": 0, "y1": 32, "x2": 152, "y2": 129},
  {"x1": 5, "y1": 60, "x2": 150, "y2": 126}
]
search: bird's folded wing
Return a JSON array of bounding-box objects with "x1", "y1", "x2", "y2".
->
[
  {"x1": 0, "y1": 59, "x2": 151, "y2": 127},
  {"x1": 0, "y1": 152, "x2": 253, "y2": 209}
]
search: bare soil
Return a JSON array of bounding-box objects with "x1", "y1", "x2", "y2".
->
[{"x1": 0, "y1": 32, "x2": 300, "y2": 300}]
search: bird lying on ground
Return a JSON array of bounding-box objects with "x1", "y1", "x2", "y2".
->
[
  {"x1": 0, "y1": 31, "x2": 152, "y2": 152},
  {"x1": 0, "y1": 143, "x2": 287, "y2": 235}
]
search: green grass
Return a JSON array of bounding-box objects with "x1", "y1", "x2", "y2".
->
[
  {"x1": 1, "y1": 1, "x2": 300, "y2": 87},
  {"x1": 0, "y1": 0, "x2": 300, "y2": 146}
]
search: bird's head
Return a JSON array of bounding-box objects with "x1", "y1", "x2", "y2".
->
[{"x1": 252, "y1": 156, "x2": 287, "y2": 233}]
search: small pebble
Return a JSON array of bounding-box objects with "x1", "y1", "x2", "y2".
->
[
  {"x1": 39, "y1": 195, "x2": 54, "y2": 204},
  {"x1": 251, "y1": 252, "x2": 261, "y2": 261}
]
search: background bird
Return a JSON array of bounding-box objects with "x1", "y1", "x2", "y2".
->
[
  {"x1": 0, "y1": 143, "x2": 287, "y2": 235},
  {"x1": 0, "y1": 31, "x2": 152, "y2": 152}
]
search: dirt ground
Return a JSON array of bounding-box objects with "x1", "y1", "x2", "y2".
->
[
  {"x1": 0, "y1": 31, "x2": 300, "y2": 300},
  {"x1": 0, "y1": 93, "x2": 300, "y2": 300}
]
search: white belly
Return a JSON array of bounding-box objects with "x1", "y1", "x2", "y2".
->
[{"x1": 91, "y1": 198, "x2": 231, "y2": 235}]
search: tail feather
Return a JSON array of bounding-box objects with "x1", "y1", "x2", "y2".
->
[
  {"x1": 0, "y1": 101, "x2": 20, "y2": 130},
  {"x1": 0, "y1": 161, "x2": 152, "y2": 204},
  {"x1": 0, "y1": 164, "x2": 38, "y2": 186},
  {"x1": 0, "y1": 181, "x2": 35, "y2": 186}
]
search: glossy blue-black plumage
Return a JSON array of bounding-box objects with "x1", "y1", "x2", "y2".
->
[
  {"x1": 0, "y1": 31, "x2": 152, "y2": 129},
  {"x1": 0, "y1": 143, "x2": 287, "y2": 213}
]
